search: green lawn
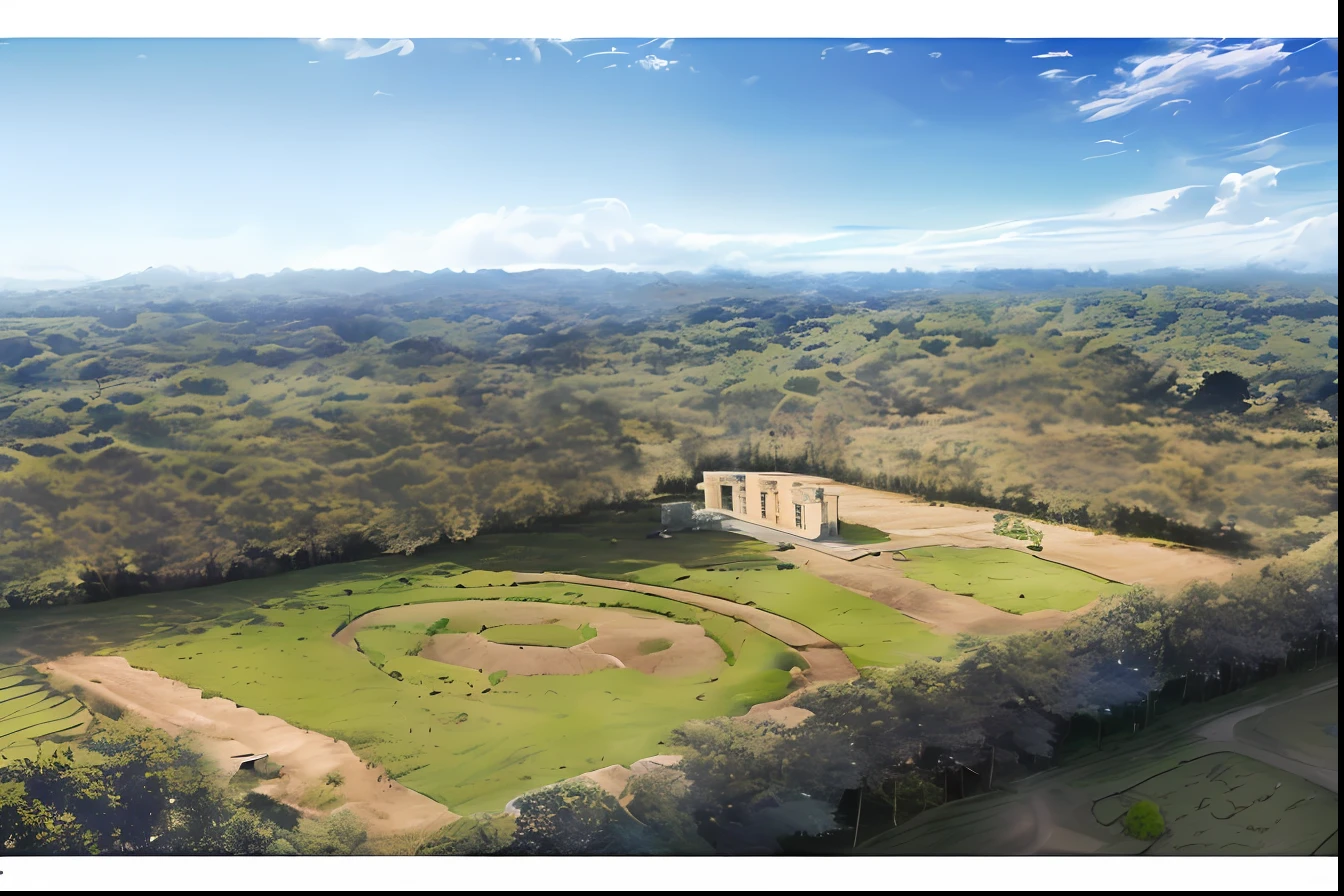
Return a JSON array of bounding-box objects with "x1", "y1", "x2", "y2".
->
[
  {"x1": 837, "y1": 520, "x2": 891, "y2": 545},
  {"x1": 899, "y1": 546, "x2": 1131, "y2": 613},
  {"x1": 624, "y1": 563, "x2": 954, "y2": 668},
  {"x1": 111, "y1": 573, "x2": 796, "y2": 815}
]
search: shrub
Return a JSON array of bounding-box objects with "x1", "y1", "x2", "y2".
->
[
  {"x1": 324, "y1": 771, "x2": 345, "y2": 788},
  {"x1": 1123, "y1": 800, "x2": 1165, "y2": 841}
]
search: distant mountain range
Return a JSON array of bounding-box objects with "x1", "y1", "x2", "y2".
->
[{"x1": 0, "y1": 264, "x2": 1336, "y2": 310}]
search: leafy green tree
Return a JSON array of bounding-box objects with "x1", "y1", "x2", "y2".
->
[
  {"x1": 1122, "y1": 800, "x2": 1165, "y2": 840},
  {"x1": 509, "y1": 782, "x2": 651, "y2": 855}
]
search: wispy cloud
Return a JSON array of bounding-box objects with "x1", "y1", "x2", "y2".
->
[
  {"x1": 845, "y1": 43, "x2": 869, "y2": 52},
  {"x1": 820, "y1": 46, "x2": 834, "y2": 60},
  {"x1": 660, "y1": 39, "x2": 675, "y2": 50},
  {"x1": 1079, "y1": 39, "x2": 1291, "y2": 122},
  {"x1": 1033, "y1": 50, "x2": 1072, "y2": 59},
  {"x1": 302, "y1": 38, "x2": 415, "y2": 60},
  {"x1": 1083, "y1": 149, "x2": 1127, "y2": 160},
  {"x1": 1038, "y1": 69, "x2": 1070, "y2": 80},
  {"x1": 929, "y1": 52, "x2": 942, "y2": 59},
  {"x1": 1005, "y1": 39, "x2": 1039, "y2": 44},
  {"x1": 372, "y1": 90, "x2": 393, "y2": 97},
  {"x1": 1071, "y1": 74, "x2": 1095, "y2": 84},
  {"x1": 604, "y1": 64, "x2": 617, "y2": 70},
  {"x1": 579, "y1": 47, "x2": 628, "y2": 61},
  {"x1": 743, "y1": 75, "x2": 760, "y2": 86},
  {"x1": 1275, "y1": 70, "x2": 1338, "y2": 89},
  {"x1": 1157, "y1": 98, "x2": 1191, "y2": 107},
  {"x1": 636, "y1": 38, "x2": 659, "y2": 48},
  {"x1": 301, "y1": 177, "x2": 1337, "y2": 276},
  {"x1": 546, "y1": 39, "x2": 574, "y2": 56},
  {"x1": 1096, "y1": 139, "x2": 1124, "y2": 145},
  {"x1": 868, "y1": 48, "x2": 893, "y2": 56}
]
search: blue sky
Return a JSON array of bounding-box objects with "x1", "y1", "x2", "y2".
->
[{"x1": 0, "y1": 37, "x2": 1337, "y2": 279}]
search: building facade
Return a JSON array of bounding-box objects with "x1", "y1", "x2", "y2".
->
[{"x1": 699, "y1": 471, "x2": 840, "y2": 540}]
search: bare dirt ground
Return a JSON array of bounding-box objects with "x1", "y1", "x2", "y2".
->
[
  {"x1": 765, "y1": 481, "x2": 1248, "y2": 637},
  {"x1": 40, "y1": 654, "x2": 457, "y2": 838},
  {"x1": 337, "y1": 600, "x2": 725, "y2": 678},
  {"x1": 827, "y1": 481, "x2": 1244, "y2": 591},
  {"x1": 512, "y1": 572, "x2": 859, "y2": 687}
]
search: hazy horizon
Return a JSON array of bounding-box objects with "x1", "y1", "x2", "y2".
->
[{"x1": 1, "y1": 37, "x2": 1337, "y2": 282}]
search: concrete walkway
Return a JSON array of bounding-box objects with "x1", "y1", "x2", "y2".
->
[{"x1": 710, "y1": 516, "x2": 879, "y2": 561}]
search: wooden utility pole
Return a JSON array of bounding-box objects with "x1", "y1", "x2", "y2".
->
[{"x1": 851, "y1": 780, "x2": 864, "y2": 852}]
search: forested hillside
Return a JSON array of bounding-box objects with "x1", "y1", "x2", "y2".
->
[{"x1": 0, "y1": 279, "x2": 1336, "y2": 607}]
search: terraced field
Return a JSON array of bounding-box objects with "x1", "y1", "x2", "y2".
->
[{"x1": 0, "y1": 664, "x2": 92, "y2": 765}]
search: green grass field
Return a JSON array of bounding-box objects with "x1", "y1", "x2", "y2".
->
[
  {"x1": 837, "y1": 520, "x2": 890, "y2": 545},
  {"x1": 624, "y1": 563, "x2": 955, "y2": 668},
  {"x1": 110, "y1": 572, "x2": 798, "y2": 814},
  {"x1": 1, "y1": 664, "x2": 92, "y2": 765},
  {"x1": 1093, "y1": 751, "x2": 1337, "y2": 855},
  {"x1": 899, "y1": 547, "x2": 1132, "y2": 613}
]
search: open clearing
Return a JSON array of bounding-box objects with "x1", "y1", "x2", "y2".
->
[
  {"x1": 40, "y1": 654, "x2": 456, "y2": 838},
  {"x1": 52, "y1": 571, "x2": 846, "y2": 814},
  {"x1": 338, "y1": 600, "x2": 726, "y2": 678},
  {"x1": 825, "y1": 481, "x2": 1245, "y2": 591},
  {"x1": 898, "y1": 546, "x2": 1131, "y2": 614}
]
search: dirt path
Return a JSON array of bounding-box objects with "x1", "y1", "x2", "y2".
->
[
  {"x1": 789, "y1": 549, "x2": 1078, "y2": 637},
  {"x1": 336, "y1": 599, "x2": 725, "y2": 679},
  {"x1": 40, "y1": 655, "x2": 457, "y2": 838},
  {"x1": 826, "y1": 482, "x2": 1245, "y2": 592},
  {"x1": 511, "y1": 572, "x2": 859, "y2": 687},
  {"x1": 1194, "y1": 680, "x2": 1338, "y2": 793}
]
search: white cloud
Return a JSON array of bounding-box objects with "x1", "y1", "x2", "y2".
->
[
  {"x1": 1038, "y1": 69, "x2": 1069, "y2": 80},
  {"x1": 636, "y1": 38, "x2": 660, "y2": 48},
  {"x1": 1275, "y1": 70, "x2": 1338, "y2": 89},
  {"x1": 637, "y1": 55, "x2": 675, "y2": 71},
  {"x1": 820, "y1": 47, "x2": 834, "y2": 60},
  {"x1": 137, "y1": 54, "x2": 147, "y2": 60},
  {"x1": 1071, "y1": 74, "x2": 1095, "y2": 84},
  {"x1": 868, "y1": 48, "x2": 893, "y2": 56},
  {"x1": 1096, "y1": 139, "x2": 1124, "y2": 145},
  {"x1": 743, "y1": 75, "x2": 759, "y2": 86},
  {"x1": 845, "y1": 43, "x2": 870, "y2": 52},
  {"x1": 301, "y1": 38, "x2": 415, "y2": 60},
  {"x1": 604, "y1": 64, "x2": 617, "y2": 70},
  {"x1": 1005, "y1": 39, "x2": 1039, "y2": 44},
  {"x1": 1205, "y1": 166, "x2": 1281, "y2": 223},
  {"x1": 290, "y1": 172, "x2": 1337, "y2": 277},
  {"x1": 929, "y1": 52, "x2": 942, "y2": 59},
  {"x1": 1032, "y1": 50, "x2": 1072, "y2": 59},
  {"x1": 1279, "y1": 65, "x2": 1291, "y2": 75},
  {"x1": 1157, "y1": 98, "x2": 1191, "y2": 107},
  {"x1": 546, "y1": 39, "x2": 574, "y2": 56},
  {"x1": 1083, "y1": 150, "x2": 1127, "y2": 160},
  {"x1": 1079, "y1": 39, "x2": 1290, "y2": 122},
  {"x1": 660, "y1": 39, "x2": 675, "y2": 49}
]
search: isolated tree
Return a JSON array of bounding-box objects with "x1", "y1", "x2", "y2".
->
[
  {"x1": 510, "y1": 782, "x2": 650, "y2": 855},
  {"x1": 1186, "y1": 370, "x2": 1252, "y2": 414}
]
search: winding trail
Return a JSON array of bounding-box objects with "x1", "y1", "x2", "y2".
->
[{"x1": 511, "y1": 572, "x2": 859, "y2": 687}]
